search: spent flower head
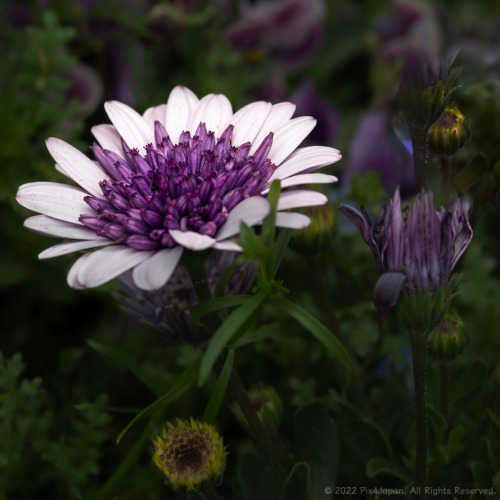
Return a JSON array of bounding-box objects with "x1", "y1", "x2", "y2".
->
[
  {"x1": 16, "y1": 86, "x2": 340, "y2": 291},
  {"x1": 152, "y1": 418, "x2": 226, "y2": 493},
  {"x1": 339, "y1": 187, "x2": 472, "y2": 324}
]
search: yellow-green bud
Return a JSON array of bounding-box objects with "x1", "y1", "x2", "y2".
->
[
  {"x1": 290, "y1": 200, "x2": 336, "y2": 258},
  {"x1": 427, "y1": 309, "x2": 468, "y2": 362},
  {"x1": 231, "y1": 384, "x2": 283, "y2": 433},
  {"x1": 152, "y1": 418, "x2": 226, "y2": 493},
  {"x1": 429, "y1": 104, "x2": 470, "y2": 157}
]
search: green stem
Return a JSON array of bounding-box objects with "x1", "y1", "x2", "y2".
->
[
  {"x1": 411, "y1": 129, "x2": 430, "y2": 190},
  {"x1": 409, "y1": 332, "x2": 428, "y2": 496},
  {"x1": 183, "y1": 252, "x2": 288, "y2": 484}
]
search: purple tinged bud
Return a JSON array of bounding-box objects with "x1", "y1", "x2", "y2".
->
[
  {"x1": 103, "y1": 223, "x2": 127, "y2": 240},
  {"x1": 124, "y1": 217, "x2": 150, "y2": 235},
  {"x1": 236, "y1": 143, "x2": 251, "y2": 164},
  {"x1": 84, "y1": 195, "x2": 114, "y2": 213},
  {"x1": 198, "y1": 179, "x2": 214, "y2": 204},
  {"x1": 161, "y1": 232, "x2": 176, "y2": 247},
  {"x1": 163, "y1": 215, "x2": 180, "y2": 230},
  {"x1": 252, "y1": 133, "x2": 274, "y2": 167},
  {"x1": 149, "y1": 228, "x2": 166, "y2": 240},
  {"x1": 222, "y1": 188, "x2": 244, "y2": 211},
  {"x1": 126, "y1": 235, "x2": 161, "y2": 250},
  {"x1": 92, "y1": 144, "x2": 121, "y2": 179},
  {"x1": 133, "y1": 151, "x2": 154, "y2": 178},
  {"x1": 141, "y1": 209, "x2": 163, "y2": 228},
  {"x1": 374, "y1": 272, "x2": 407, "y2": 325},
  {"x1": 179, "y1": 130, "x2": 191, "y2": 144},
  {"x1": 194, "y1": 122, "x2": 208, "y2": 141},
  {"x1": 154, "y1": 121, "x2": 169, "y2": 147},
  {"x1": 80, "y1": 214, "x2": 105, "y2": 231},
  {"x1": 199, "y1": 221, "x2": 217, "y2": 236}
]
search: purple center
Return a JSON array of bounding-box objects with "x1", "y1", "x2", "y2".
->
[{"x1": 81, "y1": 121, "x2": 276, "y2": 250}]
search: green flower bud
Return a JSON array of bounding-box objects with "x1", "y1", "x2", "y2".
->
[
  {"x1": 427, "y1": 308, "x2": 468, "y2": 362},
  {"x1": 290, "y1": 201, "x2": 336, "y2": 258},
  {"x1": 429, "y1": 104, "x2": 470, "y2": 157},
  {"x1": 231, "y1": 384, "x2": 283, "y2": 433},
  {"x1": 152, "y1": 418, "x2": 226, "y2": 493}
]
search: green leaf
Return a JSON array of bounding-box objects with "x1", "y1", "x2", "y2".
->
[
  {"x1": 116, "y1": 358, "x2": 199, "y2": 443},
  {"x1": 486, "y1": 408, "x2": 500, "y2": 431},
  {"x1": 280, "y1": 462, "x2": 311, "y2": 500},
  {"x1": 452, "y1": 152, "x2": 489, "y2": 191},
  {"x1": 343, "y1": 418, "x2": 393, "y2": 461},
  {"x1": 272, "y1": 228, "x2": 293, "y2": 278},
  {"x1": 426, "y1": 404, "x2": 447, "y2": 432},
  {"x1": 191, "y1": 295, "x2": 249, "y2": 322},
  {"x1": 202, "y1": 348, "x2": 234, "y2": 424},
  {"x1": 449, "y1": 358, "x2": 488, "y2": 405},
  {"x1": 471, "y1": 461, "x2": 492, "y2": 489},
  {"x1": 198, "y1": 291, "x2": 268, "y2": 385},
  {"x1": 87, "y1": 340, "x2": 163, "y2": 397},
  {"x1": 294, "y1": 400, "x2": 339, "y2": 499},
  {"x1": 272, "y1": 296, "x2": 354, "y2": 372},
  {"x1": 366, "y1": 457, "x2": 411, "y2": 482}
]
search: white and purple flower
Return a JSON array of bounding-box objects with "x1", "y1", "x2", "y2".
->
[
  {"x1": 17, "y1": 86, "x2": 340, "y2": 290},
  {"x1": 339, "y1": 187, "x2": 473, "y2": 321}
]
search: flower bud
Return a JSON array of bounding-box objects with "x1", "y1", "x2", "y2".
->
[
  {"x1": 230, "y1": 384, "x2": 283, "y2": 433},
  {"x1": 429, "y1": 104, "x2": 470, "y2": 157},
  {"x1": 427, "y1": 308, "x2": 468, "y2": 362},
  {"x1": 290, "y1": 201, "x2": 336, "y2": 258},
  {"x1": 152, "y1": 418, "x2": 226, "y2": 493}
]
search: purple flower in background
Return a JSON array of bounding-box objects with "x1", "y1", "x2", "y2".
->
[
  {"x1": 342, "y1": 110, "x2": 414, "y2": 195},
  {"x1": 339, "y1": 187, "x2": 473, "y2": 321},
  {"x1": 225, "y1": 0, "x2": 324, "y2": 68},
  {"x1": 374, "y1": 0, "x2": 440, "y2": 79},
  {"x1": 17, "y1": 86, "x2": 340, "y2": 291}
]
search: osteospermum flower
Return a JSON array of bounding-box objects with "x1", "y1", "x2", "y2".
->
[
  {"x1": 339, "y1": 187, "x2": 472, "y2": 322},
  {"x1": 16, "y1": 86, "x2": 340, "y2": 290}
]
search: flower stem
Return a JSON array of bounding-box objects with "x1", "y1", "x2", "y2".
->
[
  {"x1": 411, "y1": 129, "x2": 429, "y2": 189},
  {"x1": 409, "y1": 332, "x2": 428, "y2": 495},
  {"x1": 183, "y1": 251, "x2": 288, "y2": 484}
]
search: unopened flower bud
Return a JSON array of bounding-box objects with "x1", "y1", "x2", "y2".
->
[
  {"x1": 429, "y1": 104, "x2": 470, "y2": 157},
  {"x1": 290, "y1": 201, "x2": 336, "y2": 258},
  {"x1": 231, "y1": 384, "x2": 283, "y2": 432},
  {"x1": 152, "y1": 418, "x2": 226, "y2": 493},
  {"x1": 427, "y1": 308, "x2": 468, "y2": 362}
]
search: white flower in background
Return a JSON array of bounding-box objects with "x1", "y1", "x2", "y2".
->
[{"x1": 16, "y1": 86, "x2": 340, "y2": 290}]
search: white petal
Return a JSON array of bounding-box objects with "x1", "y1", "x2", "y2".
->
[
  {"x1": 46, "y1": 138, "x2": 107, "y2": 197},
  {"x1": 91, "y1": 124, "x2": 123, "y2": 154},
  {"x1": 68, "y1": 245, "x2": 154, "y2": 289},
  {"x1": 165, "y1": 86, "x2": 199, "y2": 143},
  {"x1": 39, "y1": 239, "x2": 109, "y2": 259},
  {"x1": 187, "y1": 94, "x2": 233, "y2": 138},
  {"x1": 216, "y1": 196, "x2": 270, "y2": 241},
  {"x1": 24, "y1": 215, "x2": 99, "y2": 239},
  {"x1": 269, "y1": 146, "x2": 342, "y2": 181},
  {"x1": 169, "y1": 230, "x2": 216, "y2": 250},
  {"x1": 268, "y1": 117, "x2": 317, "y2": 166},
  {"x1": 277, "y1": 190, "x2": 328, "y2": 211},
  {"x1": 143, "y1": 104, "x2": 168, "y2": 129},
  {"x1": 212, "y1": 240, "x2": 243, "y2": 251},
  {"x1": 67, "y1": 252, "x2": 92, "y2": 289},
  {"x1": 275, "y1": 212, "x2": 311, "y2": 229},
  {"x1": 261, "y1": 174, "x2": 338, "y2": 193},
  {"x1": 250, "y1": 102, "x2": 296, "y2": 154},
  {"x1": 132, "y1": 247, "x2": 183, "y2": 290},
  {"x1": 104, "y1": 101, "x2": 154, "y2": 153},
  {"x1": 225, "y1": 101, "x2": 272, "y2": 147},
  {"x1": 16, "y1": 182, "x2": 93, "y2": 224}
]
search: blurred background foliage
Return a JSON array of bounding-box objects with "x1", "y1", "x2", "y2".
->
[{"x1": 2, "y1": 0, "x2": 500, "y2": 498}]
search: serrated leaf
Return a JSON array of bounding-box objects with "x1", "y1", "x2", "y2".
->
[
  {"x1": 294, "y1": 400, "x2": 339, "y2": 499},
  {"x1": 452, "y1": 152, "x2": 489, "y2": 191},
  {"x1": 116, "y1": 358, "x2": 199, "y2": 443},
  {"x1": 202, "y1": 348, "x2": 234, "y2": 424},
  {"x1": 87, "y1": 340, "x2": 163, "y2": 397},
  {"x1": 449, "y1": 359, "x2": 488, "y2": 405},
  {"x1": 280, "y1": 462, "x2": 310, "y2": 500},
  {"x1": 272, "y1": 296, "x2": 354, "y2": 371},
  {"x1": 198, "y1": 291, "x2": 268, "y2": 385},
  {"x1": 366, "y1": 457, "x2": 411, "y2": 482}
]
